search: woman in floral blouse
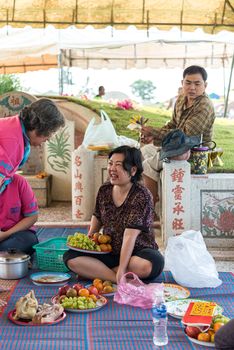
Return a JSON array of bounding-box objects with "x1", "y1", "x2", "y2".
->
[{"x1": 64, "y1": 145, "x2": 164, "y2": 283}]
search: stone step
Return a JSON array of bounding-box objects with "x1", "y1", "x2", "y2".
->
[
  {"x1": 205, "y1": 238, "x2": 234, "y2": 249},
  {"x1": 208, "y1": 249, "x2": 234, "y2": 261}
]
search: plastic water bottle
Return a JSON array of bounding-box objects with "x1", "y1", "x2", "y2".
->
[{"x1": 152, "y1": 302, "x2": 168, "y2": 346}]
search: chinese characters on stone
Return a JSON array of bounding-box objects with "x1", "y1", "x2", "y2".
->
[
  {"x1": 73, "y1": 155, "x2": 84, "y2": 220},
  {"x1": 171, "y1": 168, "x2": 186, "y2": 233}
]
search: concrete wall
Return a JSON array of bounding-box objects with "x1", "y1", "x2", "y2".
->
[{"x1": 161, "y1": 161, "x2": 234, "y2": 247}]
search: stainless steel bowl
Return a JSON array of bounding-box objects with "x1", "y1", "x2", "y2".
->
[{"x1": 0, "y1": 249, "x2": 30, "y2": 279}]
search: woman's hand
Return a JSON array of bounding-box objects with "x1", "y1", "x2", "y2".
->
[
  {"x1": 116, "y1": 267, "x2": 126, "y2": 285},
  {"x1": 87, "y1": 231, "x2": 94, "y2": 239}
]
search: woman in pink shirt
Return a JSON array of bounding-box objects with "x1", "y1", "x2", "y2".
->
[
  {"x1": 0, "y1": 98, "x2": 65, "y2": 193},
  {"x1": 0, "y1": 174, "x2": 38, "y2": 255}
]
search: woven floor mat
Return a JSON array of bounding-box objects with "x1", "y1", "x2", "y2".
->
[{"x1": 0, "y1": 279, "x2": 19, "y2": 317}]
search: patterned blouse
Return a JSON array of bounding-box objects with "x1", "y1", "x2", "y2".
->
[{"x1": 93, "y1": 181, "x2": 157, "y2": 255}]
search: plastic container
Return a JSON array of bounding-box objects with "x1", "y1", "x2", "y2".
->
[
  {"x1": 33, "y1": 237, "x2": 69, "y2": 272},
  {"x1": 152, "y1": 302, "x2": 168, "y2": 346},
  {"x1": 190, "y1": 146, "x2": 209, "y2": 174}
]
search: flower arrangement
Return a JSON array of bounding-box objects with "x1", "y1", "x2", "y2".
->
[
  {"x1": 116, "y1": 99, "x2": 134, "y2": 110},
  {"x1": 127, "y1": 115, "x2": 149, "y2": 143},
  {"x1": 127, "y1": 115, "x2": 148, "y2": 131}
]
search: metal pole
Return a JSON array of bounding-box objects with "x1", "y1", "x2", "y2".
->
[
  {"x1": 223, "y1": 52, "x2": 234, "y2": 118},
  {"x1": 58, "y1": 50, "x2": 64, "y2": 95}
]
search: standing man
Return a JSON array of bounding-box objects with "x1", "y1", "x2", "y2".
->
[{"x1": 141, "y1": 65, "x2": 216, "y2": 205}]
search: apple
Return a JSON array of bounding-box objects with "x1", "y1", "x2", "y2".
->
[
  {"x1": 72, "y1": 283, "x2": 84, "y2": 293},
  {"x1": 58, "y1": 284, "x2": 70, "y2": 296},
  {"x1": 185, "y1": 326, "x2": 201, "y2": 339},
  {"x1": 88, "y1": 285, "x2": 99, "y2": 296},
  {"x1": 92, "y1": 232, "x2": 100, "y2": 244}
]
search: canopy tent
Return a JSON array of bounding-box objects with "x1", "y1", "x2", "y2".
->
[
  {"x1": 0, "y1": 0, "x2": 233, "y2": 34},
  {"x1": 60, "y1": 39, "x2": 234, "y2": 69},
  {"x1": 0, "y1": 26, "x2": 234, "y2": 73},
  {"x1": 0, "y1": 27, "x2": 58, "y2": 74}
]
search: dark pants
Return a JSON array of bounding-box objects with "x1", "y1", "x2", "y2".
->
[
  {"x1": 0, "y1": 230, "x2": 38, "y2": 256},
  {"x1": 214, "y1": 319, "x2": 234, "y2": 350},
  {"x1": 64, "y1": 248, "x2": 164, "y2": 280}
]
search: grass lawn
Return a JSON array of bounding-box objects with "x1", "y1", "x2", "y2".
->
[{"x1": 47, "y1": 96, "x2": 234, "y2": 172}]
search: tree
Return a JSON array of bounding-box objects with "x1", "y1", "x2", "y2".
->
[
  {"x1": 0, "y1": 74, "x2": 22, "y2": 95},
  {"x1": 130, "y1": 79, "x2": 156, "y2": 101}
]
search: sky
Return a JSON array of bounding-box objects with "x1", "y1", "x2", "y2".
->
[{"x1": 19, "y1": 66, "x2": 233, "y2": 103}]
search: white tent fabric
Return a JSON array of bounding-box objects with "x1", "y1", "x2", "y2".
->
[
  {"x1": 61, "y1": 40, "x2": 234, "y2": 69},
  {"x1": 0, "y1": 26, "x2": 234, "y2": 72}
]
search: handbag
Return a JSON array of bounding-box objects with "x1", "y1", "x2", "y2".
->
[{"x1": 114, "y1": 272, "x2": 163, "y2": 309}]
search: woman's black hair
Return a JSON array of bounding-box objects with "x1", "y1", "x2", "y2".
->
[
  {"x1": 108, "y1": 145, "x2": 143, "y2": 183},
  {"x1": 19, "y1": 98, "x2": 65, "y2": 137}
]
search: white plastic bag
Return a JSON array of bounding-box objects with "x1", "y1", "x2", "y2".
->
[
  {"x1": 82, "y1": 110, "x2": 119, "y2": 149},
  {"x1": 164, "y1": 230, "x2": 222, "y2": 288},
  {"x1": 117, "y1": 135, "x2": 139, "y2": 148}
]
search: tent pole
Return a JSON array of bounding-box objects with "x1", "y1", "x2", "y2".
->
[
  {"x1": 223, "y1": 60, "x2": 226, "y2": 100},
  {"x1": 58, "y1": 50, "x2": 64, "y2": 95},
  {"x1": 224, "y1": 51, "x2": 234, "y2": 118}
]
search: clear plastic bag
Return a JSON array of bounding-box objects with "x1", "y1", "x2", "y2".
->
[
  {"x1": 114, "y1": 272, "x2": 163, "y2": 309},
  {"x1": 82, "y1": 110, "x2": 119, "y2": 149},
  {"x1": 164, "y1": 230, "x2": 222, "y2": 288}
]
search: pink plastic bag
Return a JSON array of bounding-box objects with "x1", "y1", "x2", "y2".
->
[{"x1": 114, "y1": 272, "x2": 163, "y2": 309}]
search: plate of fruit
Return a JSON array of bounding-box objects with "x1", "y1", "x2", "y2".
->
[
  {"x1": 86, "y1": 279, "x2": 117, "y2": 297},
  {"x1": 184, "y1": 314, "x2": 230, "y2": 347},
  {"x1": 66, "y1": 232, "x2": 112, "y2": 254},
  {"x1": 52, "y1": 283, "x2": 108, "y2": 313}
]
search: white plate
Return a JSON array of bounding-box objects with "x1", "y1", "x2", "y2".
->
[
  {"x1": 163, "y1": 283, "x2": 190, "y2": 302},
  {"x1": 52, "y1": 295, "x2": 108, "y2": 313},
  {"x1": 166, "y1": 299, "x2": 223, "y2": 319},
  {"x1": 66, "y1": 244, "x2": 110, "y2": 254},
  {"x1": 30, "y1": 272, "x2": 71, "y2": 286},
  {"x1": 185, "y1": 334, "x2": 215, "y2": 347},
  {"x1": 85, "y1": 283, "x2": 117, "y2": 297}
]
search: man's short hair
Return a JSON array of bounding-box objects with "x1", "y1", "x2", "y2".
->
[{"x1": 183, "y1": 65, "x2": 208, "y2": 82}]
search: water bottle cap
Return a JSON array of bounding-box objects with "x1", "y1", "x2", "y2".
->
[{"x1": 152, "y1": 304, "x2": 167, "y2": 317}]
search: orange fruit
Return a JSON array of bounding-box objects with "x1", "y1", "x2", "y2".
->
[
  {"x1": 95, "y1": 282, "x2": 103, "y2": 292},
  {"x1": 197, "y1": 333, "x2": 211, "y2": 342},
  {"x1": 98, "y1": 234, "x2": 109, "y2": 244},
  {"x1": 106, "y1": 244, "x2": 112, "y2": 251},
  {"x1": 78, "y1": 288, "x2": 90, "y2": 297},
  {"x1": 214, "y1": 322, "x2": 225, "y2": 333},
  {"x1": 105, "y1": 234, "x2": 112, "y2": 243},
  {"x1": 93, "y1": 278, "x2": 102, "y2": 287},
  {"x1": 99, "y1": 243, "x2": 109, "y2": 252}
]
